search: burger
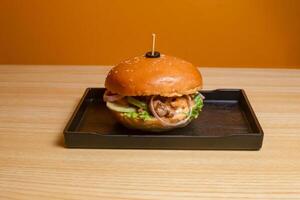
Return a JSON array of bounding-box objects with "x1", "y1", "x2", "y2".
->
[{"x1": 103, "y1": 51, "x2": 204, "y2": 132}]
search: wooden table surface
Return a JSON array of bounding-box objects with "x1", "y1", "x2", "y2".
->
[{"x1": 0, "y1": 65, "x2": 300, "y2": 200}]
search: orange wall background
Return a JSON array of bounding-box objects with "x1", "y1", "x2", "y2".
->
[{"x1": 0, "y1": 0, "x2": 299, "y2": 67}]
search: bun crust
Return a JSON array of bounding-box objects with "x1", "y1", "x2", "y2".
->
[
  {"x1": 105, "y1": 54, "x2": 202, "y2": 97},
  {"x1": 111, "y1": 111, "x2": 192, "y2": 132}
]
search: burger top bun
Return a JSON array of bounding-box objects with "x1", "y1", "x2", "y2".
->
[{"x1": 105, "y1": 54, "x2": 203, "y2": 97}]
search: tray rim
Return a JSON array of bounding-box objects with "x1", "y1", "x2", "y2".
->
[{"x1": 63, "y1": 88, "x2": 264, "y2": 139}]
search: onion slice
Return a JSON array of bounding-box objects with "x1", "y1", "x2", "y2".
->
[
  {"x1": 149, "y1": 95, "x2": 192, "y2": 127},
  {"x1": 103, "y1": 90, "x2": 124, "y2": 102}
]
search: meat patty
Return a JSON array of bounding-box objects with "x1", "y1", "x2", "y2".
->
[
  {"x1": 153, "y1": 100, "x2": 175, "y2": 117},
  {"x1": 152, "y1": 96, "x2": 189, "y2": 119}
]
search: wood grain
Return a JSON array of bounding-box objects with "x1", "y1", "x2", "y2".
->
[{"x1": 0, "y1": 65, "x2": 300, "y2": 200}]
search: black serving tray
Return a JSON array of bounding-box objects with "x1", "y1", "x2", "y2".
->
[{"x1": 64, "y1": 88, "x2": 263, "y2": 150}]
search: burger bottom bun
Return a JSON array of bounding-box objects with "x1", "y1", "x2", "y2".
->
[{"x1": 111, "y1": 111, "x2": 192, "y2": 132}]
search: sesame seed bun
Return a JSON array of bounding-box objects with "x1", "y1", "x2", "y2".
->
[{"x1": 105, "y1": 54, "x2": 202, "y2": 97}]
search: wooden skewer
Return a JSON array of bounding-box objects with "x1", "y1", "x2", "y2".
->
[{"x1": 151, "y1": 33, "x2": 156, "y2": 56}]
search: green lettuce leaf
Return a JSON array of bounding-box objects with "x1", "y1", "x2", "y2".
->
[
  {"x1": 190, "y1": 94, "x2": 204, "y2": 119},
  {"x1": 123, "y1": 112, "x2": 138, "y2": 119},
  {"x1": 122, "y1": 97, "x2": 152, "y2": 121},
  {"x1": 137, "y1": 110, "x2": 152, "y2": 120},
  {"x1": 122, "y1": 110, "x2": 152, "y2": 121}
]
